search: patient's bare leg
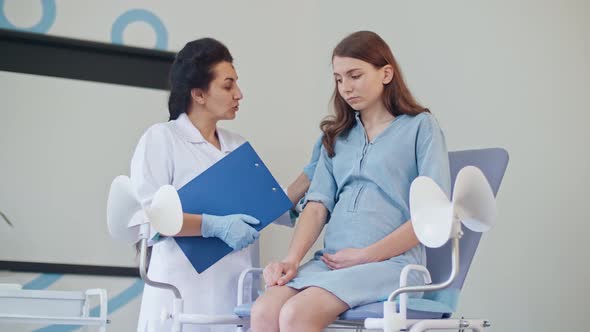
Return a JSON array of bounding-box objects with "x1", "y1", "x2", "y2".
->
[
  {"x1": 251, "y1": 285, "x2": 298, "y2": 332},
  {"x1": 279, "y1": 286, "x2": 349, "y2": 332}
]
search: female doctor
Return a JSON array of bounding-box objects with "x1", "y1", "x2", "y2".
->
[{"x1": 130, "y1": 38, "x2": 318, "y2": 332}]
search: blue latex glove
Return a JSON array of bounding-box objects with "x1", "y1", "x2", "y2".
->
[
  {"x1": 201, "y1": 214, "x2": 260, "y2": 250},
  {"x1": 302, "y1": 135, "x2": 323, "y2": 181}
]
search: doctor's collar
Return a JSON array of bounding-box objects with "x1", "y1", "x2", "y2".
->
[
  {"x1": 174, "y1": 113, "x2": 207, "y2": 143},
  {"x1": 174, "y1": 113, "x2": 232, "y2": 153}
]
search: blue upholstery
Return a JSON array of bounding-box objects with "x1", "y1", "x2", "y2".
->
[{"x1": 234, "y1": 299, "x2": 451, "y2": 320}]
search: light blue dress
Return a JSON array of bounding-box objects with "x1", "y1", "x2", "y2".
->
[{"x1": 286, "y1": 112, "x2": 451, "y2": 308}]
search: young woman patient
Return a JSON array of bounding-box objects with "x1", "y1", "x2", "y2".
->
[{"x1": 251, "y1": 31, "x2": 451, "y2": 332}]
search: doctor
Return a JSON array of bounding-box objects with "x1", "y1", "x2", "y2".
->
[{"x1": 130, "y1": 38, "x2": 318, "y2": 332}]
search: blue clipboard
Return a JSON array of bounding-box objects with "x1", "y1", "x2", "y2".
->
[{"x1": 175, "y1": 142, "x2": 292, "y2": 273}]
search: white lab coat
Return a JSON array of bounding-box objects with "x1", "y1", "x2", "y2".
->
[{"x1": 131, "y1": 113, "x2": 258, "y2": 332}]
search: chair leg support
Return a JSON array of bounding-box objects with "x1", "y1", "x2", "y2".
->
[{"x1": 408, "y1": 319, "x2": 490, "y2": 332}]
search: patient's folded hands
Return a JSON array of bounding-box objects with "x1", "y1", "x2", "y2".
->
[
  {"x1": 321, "y1": 248, "x2": 372, "y2": 270},
  {"x1": 263, "y1": 260, "x2": 299, "y2": 287}
]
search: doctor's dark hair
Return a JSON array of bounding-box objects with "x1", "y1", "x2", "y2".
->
[{"x1": 167, "y1": 38, "x2": 234, "y2": 120}]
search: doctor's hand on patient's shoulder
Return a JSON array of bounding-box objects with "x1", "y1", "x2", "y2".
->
[
  {"x1": 201, "y1": 214, "x2": 260, "y2": 250},
  {"x1": 321, "y1": 248, "x2": 372, "y2": 270},
  {"x1": 263, "y1": 260, "x2": 299, "y2": 287}
]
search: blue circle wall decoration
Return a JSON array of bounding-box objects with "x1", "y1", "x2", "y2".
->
[
  {"x1": 0, "y1": 0, "x2": 56, "y2": 33},
  {"x1": 111, "y1": 9, "x2": 168, "y2": 50}
]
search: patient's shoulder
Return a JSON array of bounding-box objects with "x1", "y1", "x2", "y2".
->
[{"x1": 407, "y1": 112, "x2": 443, "y2": 132}]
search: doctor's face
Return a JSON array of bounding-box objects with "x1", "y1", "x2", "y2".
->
[{"x1": 202, "y1": 61, "x2": 243, "y2": 120}]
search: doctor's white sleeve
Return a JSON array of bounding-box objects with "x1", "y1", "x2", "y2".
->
[{"x1": 129, "y1": 125, "x2": 174, "y2": 244}]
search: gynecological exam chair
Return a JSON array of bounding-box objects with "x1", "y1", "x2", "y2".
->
[{"x1": 106, "y1": 148, "x2": 509, "y2": 331}]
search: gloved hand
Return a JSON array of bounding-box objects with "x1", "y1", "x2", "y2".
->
[
  {"x1": 302, "y1": 135, "x2": 323, "y2": 181},
  {"x1": 201, "y1": 214, "x2": 260, "y2": 250}
]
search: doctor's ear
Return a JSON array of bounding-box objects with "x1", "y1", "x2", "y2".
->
[
  {"x1": 191, "y1": 88, "x2": 206, "y2": 105},
  {"x1": 382, "y1": 65, "x2": 394, "y2": 85}
]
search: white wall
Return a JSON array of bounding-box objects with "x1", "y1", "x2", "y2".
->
[{"x1": 1, "y1": 0, "x2": 588, "y2": 331}]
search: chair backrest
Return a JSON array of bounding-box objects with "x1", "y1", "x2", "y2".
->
[{"x1": 425, "y1": 148, "x2": 509, "y2": 289}]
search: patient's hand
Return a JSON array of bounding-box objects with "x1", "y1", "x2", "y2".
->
[
  {"x1": 321, "y1": 248, "x2": 371, "y2": 270},
  {"x1": 263, "y1": 261, "x2": 299, "y2": 287}
]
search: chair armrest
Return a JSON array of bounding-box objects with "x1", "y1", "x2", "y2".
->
[
  {"x1": 396, "y1": 264, "x2": 432, "y2": 320},
  {"x1": 399, "y1": 264, "x2": 432, "y2": 288},
  {"x1": 237, "y1": 268, "x2": 263, "y2": 305}
]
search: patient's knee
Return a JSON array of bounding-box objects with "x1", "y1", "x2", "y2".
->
[
  {"x1": 278, "y1": 301, "x2": 302, "y2": 330},
  {"x1": 251, "y1": 298, "x2": 278, "y2": 328}
]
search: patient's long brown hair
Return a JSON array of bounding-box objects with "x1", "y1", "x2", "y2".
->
[{"x1": 321, "y1": 31, "x2": 429, "y2": 157}]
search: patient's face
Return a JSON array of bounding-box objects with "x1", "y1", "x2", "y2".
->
[
  {"x1": 201, "y1": 61, "x2": 243, "y2": 121},
  {"x1": 332, "y1": 56, "x2": 385, "y2": 112}
]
